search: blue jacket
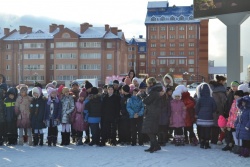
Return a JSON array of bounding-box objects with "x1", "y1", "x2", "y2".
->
[
  {"x1": 235, "y1": 96, "x2": 250, "y2": 140},
  {"x1": 30, "y1": 96, "x2": 46, "y2": 129},
  {"x1": 85, "y1": 95, "x2": 102, "y2": 123},
  {"x1": 127, "y1": 95, "x2": 144, "y2": 119},
  {"x1": 44, "y1": 98, "x2": 62, "y2": 127}
]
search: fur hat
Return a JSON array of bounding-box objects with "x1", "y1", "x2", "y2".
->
[
  {"x1": 62, "y1": 87, "x2": 70, "y2": 94},
  {"x1": 113, "y1": 80, "x2": 119, "y2": 85},
  {"x1": 47, "y1": 87, "x2": 57, "y2": 96},
  {"x1": 90, "y1": 87, "x2": 98, "y2": 95},
  {"x1": 79, "y1": 88, "x2": 87, "y2": 98},
  {"x1": 122, "y1": 85, "x2": 130, "y2": 93},
  {"x1": 124, "y1": 76, "x2": 131, "y2": 85},
  {"x1": 0, "y1": 83, "x2": 8, "y2": 92},
  {"x1": 32, "y1": 87, "x2": 42, "y2": 97},
  {"x1": 139, "y1": 82, "x2": 147, "y2": 89},
  {"x1": 218, "y1": 115, "x2": 227, "y2": 128},
  {"x1": 172, "y1": 90, "x2": 182, "y2": 99},
  {"x1": 85, "y1": 80, "x2": 93, "y2": 90},
  {"x1": 175, "y1": 85, "x2": 188, "y2": 93},
  {"x1": 234, "y1": 90, "x2": 244, "y2": 97}
]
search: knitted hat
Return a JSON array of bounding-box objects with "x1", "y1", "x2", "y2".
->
[
  {"x1": 45, "y1": 83, "x2": 55, "y2": 90},
  {"x1": 85, "y1": 80, "x2": 93, "y2": 90},
  {"x1": 90, "y1": 87, "x2": 98, "y2": 95},
  {"x1": 57, "y1": 85, "x2": 64, "y2": 95},
  {"x1": 234, "y1": 90, "x2": 244, "y2": 97},
  {"x1": 113, "y1": 80, "x2": 119, "y2": 85},
  {"x1": 124, "y1": 76, "x2": 131, "y2": 85},
  {"x1": 172, "y1": 90, "x2": 182, "y2": 98},
  {"x1": 62, "y1": 87, "x2": 70, "y2": 94},
  {"x1": 0, "y1": 83, "x2": 8, "y2": 92},
  {"x1": 32, "y1": 87, "x2": 41, "y2": 97},
  {"x1": 139, "y1": 82, "x2": 147, "y2": 89},
  {"x1": 175, "y1": 85, "x2": 188, "y2": 93},
  {"x1": 47, "y1": 87, "x2": 57, "y2": 96},
  {"x1": 122, "y1": 85, "x2": 130, "y2": 93},
  {"x1": 79, "y1": 88, "x2": 87, "y2": 98},
  {"x1": 71, "y1": 81, "x2": 79, "y2": 87},
  {"x1": 231, "y1": 81, "x2": 240, "y2": 87},
  {"x1": 218, "y1": 115, "x2": 227, "y2": 128}
]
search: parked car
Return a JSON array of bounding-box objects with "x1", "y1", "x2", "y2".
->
[{"x1": 187, "y1": 82, "x2": 201, "y2": 89}]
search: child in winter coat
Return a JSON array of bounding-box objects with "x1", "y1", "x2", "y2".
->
[
  {"x1": 30, "y1": 87, "x2": 46, "y2": 146},
  {"x1": 170, "y1": 90, "x2": 186, "y2": 146},
  {"x1": 195, "y1": 83, "x2": 217, "y2": 149},
  {"x1": 222, "y1": 90, "x2": 244, "y2": 152},
  {"x1": 127, "y1": 88, "x2": 144, "y2": 146},
  {"x1": 235, "y1": 95, "x2": 250, "y2": 157},
  {"x1": 60, "y1": 87, "x2": 75, "y2": 145},
  {"x1": 0, "y1": 88, "x2": 7, "y2": 145},
  {"x1": 71, "y1": 88, "x2": 86, "y2": 145},
  {"x1": 85, "y1": 87, "x2": 102, "y2": 146},
  {"x1": 44, "y1": 87, "x2": 62, "y2": 146},
  {"x1": 15, "y1": 85, "x2": 33, "y2": 146}
]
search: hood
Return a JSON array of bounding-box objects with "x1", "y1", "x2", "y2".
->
[
  {"x1": 0, "y1": 74, "x2": 6, "y2": 83},
  {"x1": 148, "y1": 83, "x2": 163, "y2": 93},
  {"x1": 163, "y1": 73, "x2": 174, "y2": 86},
  {"x1": 209, "y1": 81, "x2": 226, "y2": 93},
  {"x1": 237, "y1": 95, "x2": 250, "y2": 108},
  {"x1": 0, "y1": 83, "x2": 8, "y2": 92},
  {"x1": 196, "y1": 83, "x2": 213, "y2": 98},
  {"x1": 7, "y1": 87, "x2": 18, "y2": 100},
  {"x1": 181, "y1": 91, "x2": 190, "y2": 100}
]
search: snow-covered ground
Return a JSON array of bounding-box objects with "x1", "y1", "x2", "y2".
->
[{"x1": 2, "y1": 89, "x2": 249, "y2": 167}]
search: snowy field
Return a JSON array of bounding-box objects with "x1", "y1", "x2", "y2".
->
[{"x1": 2, "y1": 89, "x2": 250, "y2": 167}]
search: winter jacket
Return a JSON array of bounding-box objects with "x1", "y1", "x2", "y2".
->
[
  {"x1": 163, "y1": 73, "x2": 178, "y2": 90},
  {"x1": 235, "y1": 96, "x2": 250, "y2": 140},
  {"x1": 127, "y1": 95, "x2": 144, "y2": 119},
  {"x1": 44, "y1": 98, "x2": 62, "y2": 127},
  {"x1": 85, "y1": 95, "x2": 102, "y2": 123},
  {"x1": 102, "y1": 93, "x2": 120, "y2": 122},
  {"x1": 170, "y1": 99, "x2": 186, "y2": 128},
  {"x1": 72, "y1": 100, "x2": 85, "y2": 131},
  {"x1": 224, "y1": 90, "x2": 235, "y2": 118},
  {"x1": 141, "y1": 83, "x2": 162, "y2": 134},
  {"x1": 195, "y1": 83, "x2": 217, "y2": 127},
  {"x1": 226, "y1": 99, "x2": 238, "y2": 128},
  {"x1": 182, "y1": 92, "x2": 196, "y2": 127},
  {"x1": 70, "y1": 88, "x2": 80, "y2": 103},
  {"x1": 0, "y1": 89, "x2": 5, "y2": 123},
  {"x1": 120, "y1": 94, "x2": 132, "y2": 119},
  {"x1": 61, "y1": 95, "x2": 74, "y2": 124},
  {"x1": 158, "y1": 94, "x2": 171, "y2": 126},
  {"x1": 209, "y1": 81, "x2": 227, "y2": 126},
  {"x1": 15, "y1": 95, "x2": 32, "y2": 128},
  {"x1": 30, "y1": 96, "x2": 46, "y2": 129}
]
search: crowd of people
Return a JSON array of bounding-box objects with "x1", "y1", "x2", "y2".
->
[{"x1": 0, "y1": 71, "x2": 249, "y2": 157}]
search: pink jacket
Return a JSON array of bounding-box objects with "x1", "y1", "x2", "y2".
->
[
  {"x1": 170, "y1": 99, "x2": 186, "y2": 128},
  {"x1": 15, "y1": 95, "x2": 32, "y2": 128},
  {"x1": 71, "y1": 101, "x2": 85, "y2": 131},
  {"x1": 226, "y1": 100, "x2": 238, "y2": 128}
]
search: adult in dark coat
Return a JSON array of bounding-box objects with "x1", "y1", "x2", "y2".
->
[
  {"x1": 139, "y1": 77, "x2": 164, "y2": 153},
  {"x1": 224, "y1": 81, "x2": 239, "y2": 118}
]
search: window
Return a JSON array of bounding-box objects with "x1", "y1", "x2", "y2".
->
[
  {"x1": 151, "y1": 17, "x2": 156, "y2": 21},
  {"x1": 170, "y1": 43, "x2": 175, "y2": 47},
  {"x1": 6, "y1": 65, "x2": 10, "y2": 70},
  {"x1": 6, "y1": 76, "x2": 10, "y2": 81},
  {"x1": 179, "y1": 16, "x2": 185, "y2": 20},
  {"x1": 50, "y1": 65, "x2": 54, "y2": 70},
  {"x1": 107, "y1": 53, "x2": 112, "y2": 59},
  {"x1": 179, "y1": 35, "x2": 185, "y2": 39},
  {"x1": 151, "y1": 59, "x2": 156, "y2": 65},
  {"x1": 107, "y1": 42, "x2": 112, "y2": 48},
  {"x1": 170, "y1": 35, "x2": 175, "y2": 39},
  {"x1": 169, "y1": 27, "x2": 175, "y2": 31},
  {"x1": 19, "y1": 44, "x2": 22, "y2": 49},
  {"x1": 179, "y1": 26, "x2": 185, "y2": 31},
  {"x1": 55, "y1": 42, "x2": 77, "y2": 48},
  {"x1": 160, "y1": 35, "x2": 166, "y2": 39},
  {"x1": 160, "y1": 51, "x2": 166, "y2": 56},
  {"x1": 179, "y1": 43, "x2": 185, "y2": 47},
  {"x1": 24, "y1": 65, "x2": 44, "y2": 70},
  {"x1": 169, "y1": 59, "x2": 175, "y2": 64},
  {"x1": 189, "y1": 51, "x2": 195, "y2": 55},
  {"x1": 107, "y1": 64, "x2": 112, "y2": 70},
  {"x1": 170, "y1": 16, "x2": 175, "y2": 21},
  {"x1": 24, "y1": 43, "x2": 44, "y2": 49},
  {"x1": 80, "y1": 42, "x2": 101, "y2": 48},
  {"x1": 179, "y1": 51, "x2": 184, "y2": 55},
  {"x1": 189, "y1": 43, "x2": 195, "y2": 47},
  {"x1": 50, "y1": 43, "x2": 54, "y2": 48},
  {"x1": 170, "y1": 51, "x2": 175, "y2": 56},
  {"x1": 62, "y1": 33, "x2": 70, "y2": 38},
  {"x1": 128, "y1": 47, "x2": 135, "y2": 51},
  {"x1": 151, "y1": 43, "x2": 156, "y2": 48},
  {"x1": 56, "y1": 64, "x2": 77, "y2": 70},
  {"x1": 160, "y1": 43, "x2": 166, "y2": 47},
  {"x1": 24, "y1": 54, "x2": 44, "y2": 59},
  {"x1": 160, "y1": 68, "x2": 166, "y2": 72},
  {"x1": 56, "y1": 53, "x2": 76, "y2": 59},
  {"x1": 57, "y1": 75, "x2": 76, "y2": 81},
  {"x1": 189, "y1": 26, "x2": 194, "y2": 30},
  {"x1": 139, "y1": 46, "x2": 145, "y2": 52},
  {"x1": 151, "y1": 52, "x2": 156, "y2": 56},
  {"x1": 128, "y1": 54, "x2": 135, "y2": 59},
  {"x1": 150, "y1": 27, "x2": 157, "y2": 31},
  {"x1": 80, "y1": 75, "x2": 101, "y2": 81},
  {"x1": 159, "y1": 60, "x2": 166, "y2": 64},
  {"x1": 188, "y1": 59, "x2": 194, "y2": 64},
  {"x1": 189, "y1": 68, "x2": 194, "y2": 72},
  {"x1": 6, "y1": 55, "x2": 11, "y2": 60},
  {"x1": 188, "y1": 34, "x2": 195, "y2": 39},
  {"x1": 179, "y1": 59, "x2": 185, "y2": 64},
  {"x1": 6, "y1": 44, "x2": 11, "y2": 49},
  {"x1": 80, "y1": 53, "x2": 101, "y2": 59},
  {"x1": 50, "y1": 54, "x2": 54, "y2": 59},
  {"x1": 151, "y1": 68, "x2": 156, "y2": 73},
  {"x1": 26, "y1": 75, "x2": 45, "y2": 81},
  {"x1": 140, "y1": 62, "x2": 145, "y2": 66},
  {"x1": 160, "y1": 16, "x2": 165, "y2": 21},
  {"x1": 50, "y1": 75, "x2": 54, "y2": 81},
  {"x1": 140, "y1": 54, "x2": 145, "y2": 59},
  {"x1": 80, "y1": 64, "x2": 101, "y2": 70},
  {"x1": 128, "y1": 62, "x2": 133, "y2": 67},
  {"x1": 160, "y1": 27, "x2": 166, "y2": 31},
  {"x1": 151, "y1": 35, "x2": 157, "y2": 39}
]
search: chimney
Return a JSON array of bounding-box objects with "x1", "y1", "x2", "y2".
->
[
  {"x1": 110, "y1": 27, "x2": 118, "y2": 35},
  {"x1": 19, "y1": 26, "x2": 27, "y2": 34},
  {"x1": 27, "y1": 27, "x2": 32, "y2": 34},
  {"x1": 49, "y1": 23, "x2": 57, "y2": 33},
  {"x1": 105, "y1": 24, "x2": 109, "y2": 31},
  {"x1": 80, "y1": 23, "x2": 89, "y2": 33},
  {"x1": 58, "y1": 25, "x2": 64, "y2": 31},
  {"x1": 139, "y1": 35, "x2": 143, "y2": 38},
  {"x1": 4, "y1": 28, "x2": 10, "y2": 35}
]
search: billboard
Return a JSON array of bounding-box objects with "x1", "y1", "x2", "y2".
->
[{"x1": 194, "y1": 0, "x2": 250, "y2": 18}]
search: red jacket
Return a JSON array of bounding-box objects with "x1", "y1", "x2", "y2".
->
[{"x1": 182, "y1": 92, "x2": 196, "y2": 127}]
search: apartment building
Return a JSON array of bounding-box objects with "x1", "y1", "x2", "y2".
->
[
  {"x1": 0, "y1": 23, "x2": 128, "y2": 86},
  {"x1": 145, "y1": 1, "x2": 209, "y2": 84}
]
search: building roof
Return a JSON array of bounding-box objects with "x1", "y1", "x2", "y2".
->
[
  {"x1": 145, "y1": 2, "x2": 200, "y2": 24},
  {"x1": 126, "y1": 36, "x2": 146, "y2": 45},
  {"x1": 147, "y1": 1, "x2": 168, "y2": 8}
]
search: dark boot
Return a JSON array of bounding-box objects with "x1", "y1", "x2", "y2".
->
[
  {"x1": 191, "y1": 136, "x2": 198, "y2": 146},
  {"x1": 47, "y1": 136, "x2": 52, "y2": 146},
  {"x1": 145, "y1": 144, "x2": 154, "y2": 152},
  {"x1": 65, "y1": 132, "x2": 70, "y2": 145},
  {"x1": 33, "y1": 134, "x2": 39, "y2": 146},
  {"x1": 52, "y1": 136, "x2": 57, "y2": 146},
  {"x1": 174, "y1": 135, "x2": 180, "y2": 146},
  {"x1": 180, "y1": 135, "x2": 185, "y2": 146},
  {"x1": 185, "y1": 136, "x2": 189, "y2": 144},
  {"x1": 200, "y1": 139, "x2": 205, "y2": 149},
  {"x1": 204, "y1": 140, "x2": 211, "y2": 149},
  {"x1": 232, "y1": 145, "x2": 241, "y2": 154},
  {"x1": 60, "y1": 132, "x2": 65, "y2": 146},
  {"x1": 39, "y1": 134, "x2": 44, "y2": 146},
  {"x1": 222, "y1": 143, "x2": 233, "y2": 151}
]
